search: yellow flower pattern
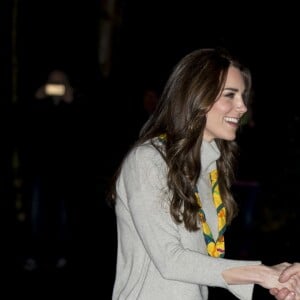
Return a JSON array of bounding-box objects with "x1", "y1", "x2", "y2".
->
[{"x1": 195, "y1": 169, "x2": 226, "y2": 257}]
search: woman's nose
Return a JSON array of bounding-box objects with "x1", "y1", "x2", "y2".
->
[{"x1": 236, "y1": 100, "x2": 247, "y2": 114}]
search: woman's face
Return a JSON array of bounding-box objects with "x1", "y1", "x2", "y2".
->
[{"x1": 204, "y1": 66, "x2": 247, "y2": 142}]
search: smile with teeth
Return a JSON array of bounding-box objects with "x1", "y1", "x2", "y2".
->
[{"x1": 224, "y1": 117, "x2": 239, "y2": 125}]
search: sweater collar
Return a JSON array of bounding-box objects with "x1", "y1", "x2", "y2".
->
[{"x1": 200, "y1": 140, "x2": 220, "y2": 173}]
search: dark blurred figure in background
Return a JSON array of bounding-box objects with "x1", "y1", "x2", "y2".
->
[
  {"x1": 19, "y1": 69, "x2": 97, "y2": 271},
  {"x1": 140, "y1": 85, "x2": 160, "y2": 124}
]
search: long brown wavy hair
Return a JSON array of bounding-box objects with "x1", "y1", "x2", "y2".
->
[{"x1": 107, "y1": 48, "x2": 252, "y2": 231}]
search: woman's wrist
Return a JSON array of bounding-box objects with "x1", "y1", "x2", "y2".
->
[{"x1": 222, "y1": 264, "x2": 267, "y2": 285}]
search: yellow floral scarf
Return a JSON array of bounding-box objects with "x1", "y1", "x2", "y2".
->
[{"x1": 195, "y1": 169, "x2": 226, "y2": 257}]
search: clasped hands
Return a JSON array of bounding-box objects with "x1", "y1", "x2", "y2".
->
[{"x1": 270, "y1": 263, "x2": 300, "y2": 300}]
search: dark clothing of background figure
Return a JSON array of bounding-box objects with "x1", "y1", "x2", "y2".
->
[{"x1": 20, "y1": 92, "x2": 97, "y2": 269}]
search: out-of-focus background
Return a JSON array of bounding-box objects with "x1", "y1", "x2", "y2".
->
[{"x1": 6, "y1": 0, "x2": 299, "y2": 299}]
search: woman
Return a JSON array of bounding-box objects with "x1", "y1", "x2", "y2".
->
[{"x1": 107, "y1": 48, "x2": 299, "y2": 299}]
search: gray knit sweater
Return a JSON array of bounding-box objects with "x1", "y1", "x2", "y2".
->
[{"x1": 112, "y1": 139, "x2": 261, "y2": 300}]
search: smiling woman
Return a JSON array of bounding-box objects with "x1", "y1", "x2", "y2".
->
[{"x1": 105, "y1": 47, "x2": 299, "y2": 300}]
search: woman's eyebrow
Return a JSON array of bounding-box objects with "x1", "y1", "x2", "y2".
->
[{"x1": 223, "y1": 87, "x2": 238, "y2": 92}]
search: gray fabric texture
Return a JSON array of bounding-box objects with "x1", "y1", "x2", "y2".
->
[{"x1": 112, "y1": 139, "x2": 260, "y2": 300}]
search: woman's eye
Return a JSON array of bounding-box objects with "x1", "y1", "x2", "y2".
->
[{"x1": 224, "y1": 92, "x2": 235, "y2": 98}]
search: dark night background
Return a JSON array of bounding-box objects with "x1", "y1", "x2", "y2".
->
[{"x1": 4, "y1": 0, "x2": 299, "y2": 299}]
